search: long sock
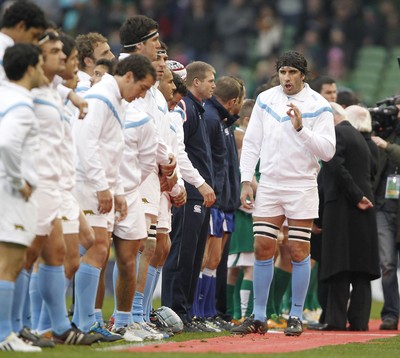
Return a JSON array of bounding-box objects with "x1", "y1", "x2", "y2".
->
[
  {"x1": 132, "y1": 291, "x2": 144, "y2": 323},
  {"x1": 203, "y1": 268, "x2": 216, "y2": 318},
  {"x1": 135, "y1": 252, "x2": 142, "y2": 278},
  {"x1": 37, "y1": 264, "x2": 71, "y2": 335},
  {"x1": 252, "y1": 258, "x2": 274, "y2": 321},
  {"x1": 94, "y1": 309, "x2": 103, "y2": 326},
  {"x1": 29, "y1": 272, "x2": 42, "y2": 331},
  {"x1": 233, "y1": 269, "x2": 244, "y2": 319},
  {"x1": 37, "y1": 303, "x2": 51, "y2": 334},
  {"x1": 11, "y1": 269, "x2": 30, "y2": 333},
  {"x1": 304, "y1": 263, "x2": 320, "y2": 311},
  {"x1": 274, "y1": 267, "x2": 292, "y2": 315},
  {"x1": 72, "y1": 262, "x2": 100, "y2": 332},
  {"x1": 266, "y1": 273, "x2": 276, "y2": 318},
  {"x1": 0, "y1": 280, "x2": 14, "y2": 341},
  {"x1": 38, "y1": 275, "x2": 70, "y2": 333},
  {"x1": 194, "y1": 272, "x2": 206, "y2": 317},
  {"x1": 211, "y1": 273, "x2": 218, "y2": 317},
  {"x1": 142, "y1": 265, "x2": 157, "y2": 322},
  {"x1": 240, "y1": 279, "x2": 253, "y2": 318},
  {"x1": 115, "y1": 310, "x2": 131, "y2": 329},
  {"x1": 226, "y1": 283, "x2": 235, "y2": 318},
  {"x1": 290, "y1": 255, "x2": 311, "y2": 319},
  {"x1": 190, "y1": 274, "x2": 201, "y2": 318},
  {"x1": 112, "y1": 261, "x2": 118, "y2": 317},
  {"x1": 22, "y1": 285, "x2": 32, "y2": 329},
  {"x1": 146, "y1": 266, "x2": 161, "y2": 319}
]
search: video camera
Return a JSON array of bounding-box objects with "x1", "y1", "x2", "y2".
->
[{"x1": 369, "y1": 96, "x2": 399, "y2": 138}]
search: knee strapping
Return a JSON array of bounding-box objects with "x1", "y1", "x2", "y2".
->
[
  {"x1": 253, "y1": 222, "x2": 280, "y2": 239},
  {"x1": 288, "y1": 226, "x2": 312, "y2": 242},
  {"x1": 148, "y1": 224, "x2": 157, "y2": 241}
]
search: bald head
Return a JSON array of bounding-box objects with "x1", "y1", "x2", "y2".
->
[{"x1": 345, "y1": 105, "x2": 372, "y2": 133}]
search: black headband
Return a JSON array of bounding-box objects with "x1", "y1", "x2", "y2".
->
[
  {"x1": 276, "y1": 51, "x2": 308, "y2": 75},
  {"x1": 278, "y1": 63, "x2": 306, "y2": 75},
  {"x1": 123, "y1": 30, "x2": 158, "y2": 49}
]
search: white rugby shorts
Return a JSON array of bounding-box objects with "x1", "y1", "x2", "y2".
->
[
  {"x1": 60, "y1": 189, "x2": 80, "y2": 234},
  {"x1": 139, "y1": 172, "x2": 161, "y2": 217},
  {"x1": 32, "y1": 187, "x2": 61, "y2": 236},
  {"x1": 0, "y1": 184, "x2": 38, "y2": 246},
  {"x1": 227, "y1": 252, "x2": 255, "y2": 268},
  {"x1": 74, "y1": 181, "x2": 115, "y2": 232},
  {"x1": 253, "y1": 183, "x2": 318, "y2": 220},
  {"x1": 113, "y1": 189, "x2": 147, "y2": 240}
]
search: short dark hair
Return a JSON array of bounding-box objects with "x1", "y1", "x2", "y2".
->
[
  {"x1": 1, "y1": 1, "x2": 47, "y2": 30},
  {"x1": 172, "y1": 72, "x2": 187, "y2": 96},
  {"x1": 114, "y1": 54, "x2": 156, "y2": 81},
  {"x1": 59, "y1": 33, "x2": 76, "y2": 58},
  {"x1": 276, "y1": 51, "x2": 308, "y2": 76},
  {"x1": 310, "y1": 75, "x2": 336, "y2": 93},
  {"x1": 337, "y1": 87, "x2": 359, "y2": 107},
  {"x1": 95, "y1": 58, "x2": 115, "y2": 75},
  {"x1": 119, "y1": 15, "x2": 159, "y2": 53},
  {"x1": 3, "y1": 43, "x2": 41, "y2": 81}
]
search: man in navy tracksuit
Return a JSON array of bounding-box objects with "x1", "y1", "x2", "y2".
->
[
  {"x1": 195, "y1": 77, "x2": 243, "y2": 325},
  {"x1": 162, "y1": 61, "x2": 216, "y2": 331},
  {"x1": 216, "y1": 91, "x2": 243, "y2": 318},
  {"x1": 204, "y1": 77, "x2": 243, "y2": 320}
]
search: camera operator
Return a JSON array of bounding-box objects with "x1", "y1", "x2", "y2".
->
[{"x1": 371, "y1": 95, "x2": 400, "y2": 331}]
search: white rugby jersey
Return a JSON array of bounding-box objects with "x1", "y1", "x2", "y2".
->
[
  {"x1": 59, "y1": 105, "x2": 76, "y2": 192},
  {"x1": 241, "y1": 83, "x2": 336, "y2": 188},
  {"x1": 32, "y1": 83, "x2": 65, "y2": 189},
  {"x1": 131, "y1": 85, "x2": 170, "y2": 166},
  {"x1": 73, "y1": 73, "x2": 124, "y2": 194},
  {"x1": 0, "y1": 82, "x2": 39, "y2": 191},
  {"x1": 169, "y1": 105, "x2": 205, "y2": 188},
  {"x1": 119, "y1": 105, "x2": 158, "y2": 194}
]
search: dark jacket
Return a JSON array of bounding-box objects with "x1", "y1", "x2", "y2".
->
[
  {"x1": 374, "y1": 130, "x2": 400, "y2": 243},
  {"x1": 320, "y1": 121, "x2": 380, "y2": 281},
  {"x1": 204, "y1": 96, "x2": 240, "y2": 212},
  {"x1": 221, "y1": 121, "x2": 240, "y2": 212},
  {"x1": 361, "y1": 131, "x2": 379, "y2": 189},
  {"x1": 180, "y1": 91, "x2": 214, "y2": 201},
  {"x1": 204, "y1": 96, "x2": 227, "y2": 208}
]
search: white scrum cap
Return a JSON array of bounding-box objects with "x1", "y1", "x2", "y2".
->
[{"x1": 166, "y1": 60, "x2": 187, "y2": 80}]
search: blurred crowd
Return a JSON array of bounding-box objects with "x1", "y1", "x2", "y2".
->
[
  {"x1": 3, "y1": 0, "x2": 400, "y2": 93},
  {"x1": 1, "y1": 0, "x2": 395, "y2": 96}
]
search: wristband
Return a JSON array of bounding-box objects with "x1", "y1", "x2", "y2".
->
[{"x1": 296, "y1": 125, "x2": 303, "y2": 132}]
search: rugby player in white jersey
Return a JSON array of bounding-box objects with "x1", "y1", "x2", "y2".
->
[
  {"x1": 72, "y1": 53, "x2": 156, "y2": 340},
  {"x1": 0, "y1": 43, "x2": 46, "y2": 352}
]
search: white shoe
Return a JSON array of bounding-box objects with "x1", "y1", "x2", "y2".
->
[
  {"x1": 116, "y1": 322, "x2": 162, "y2": 341},
  {"x1": 140, "y1": 322, "x2": 164, "y2": 340},
  {"x1": 112, "y1": 325, "x2": 143, "y2": 342},
  {"x1": 302, "y1": 309, "x2": 320, "y2": 324},
  {"x1": 0, "y1": 332, "x2": 42, "y2": 352}
]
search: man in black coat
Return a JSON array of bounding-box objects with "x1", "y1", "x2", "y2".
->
[{"x1": 320, "y1": 102, "x2": 380, "y2": 331}]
